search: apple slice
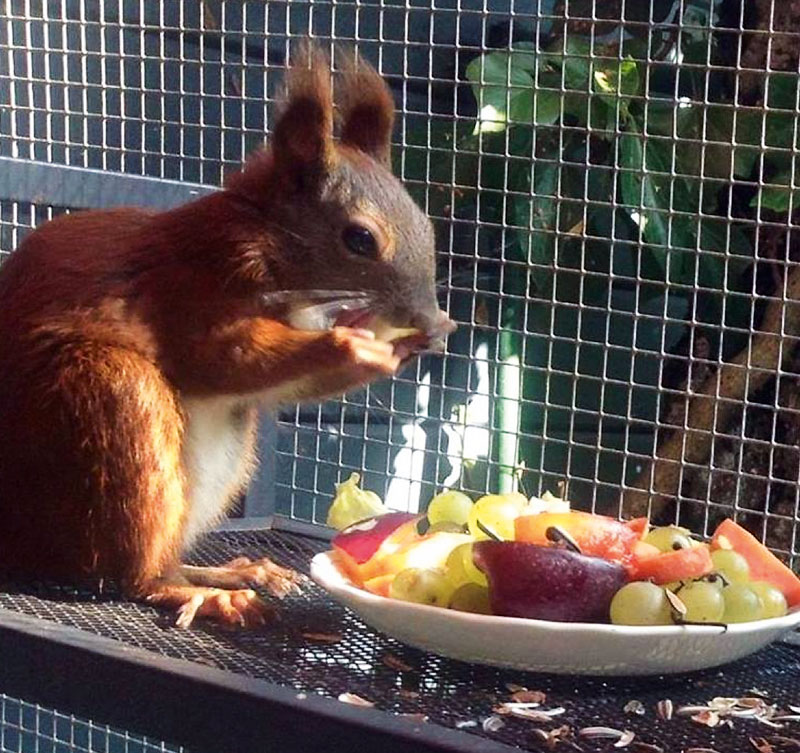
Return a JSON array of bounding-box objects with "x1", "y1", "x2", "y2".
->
[
  {"x1": 332, "y1": 512, "x2": 420, "y2": 565},
  {"x1": 473, "y1": 541, "x2": 628, "y2": 623}
]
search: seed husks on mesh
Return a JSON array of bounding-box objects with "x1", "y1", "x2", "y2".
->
[
  {"x1": 578, "y1": 727, "x2": 635, "y2": 747},
  {"x1": 482, "y1": 715, "x2": 506, "y2": 732},
  {"x1": 493, "y1": 703, "x2": 565, "y2": 722},
  {"x1": 656, "y1": 699, "x2": 674, "y2": 720},
  {"x1": 532, "y1": 725, "x2": 580, "y2": 751},
  {"x1": 301, "y1": 631, "x2": 342, "y2": 644},
  {"x1": 397, "y1": 712, "x2": 428, "y2": 723},
  {"x1": 510, "y1": 688, "x2": 548, "y2": 704},
  {"x1": 337, "y1": 692, "x2": 374, "y2": 707},
  {"x1": 380, "y1": 653, "x2": 414, "y2": 672},
  {"x1": 690, "y1": 710, "x2": 722, "y2": 728},
  {"x1": 630, "y1": 744, "x2": 664, "y2": 753},
  {"x1": 624, "y1": 699, "x2": 646, "y2": 716},
  {"x1": 750, "y1": 735, "x2": 800, "y2": 751},
  {"x1": 675, "y1": 696, "x2": 796, "y2": 729}
]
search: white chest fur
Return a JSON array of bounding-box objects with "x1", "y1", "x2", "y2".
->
[{"x1": 180, "y1": 396, "x2": 257, "y2": 550}]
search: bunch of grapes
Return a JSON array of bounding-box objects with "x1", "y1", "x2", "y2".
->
[{"x1": 609, "y1": 527, "x2": 788, "y2": 626}]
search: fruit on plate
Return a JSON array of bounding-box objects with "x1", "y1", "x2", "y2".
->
[
  {"x1": 721, "y1": 582, "x2": 763, "y2": 624},
  {"x1": 426, "y1": 490, "x2": 474, "y2": 527},
  {"x1": 448, "y1": 582, "x2": 492, "y2": 614},
  {"x1": 627, "y1": 544, "x2": 714, "y2": 584},
  {"x1": 610, "y1": 582, "x2": 673, "y2": 626},
  {"x1": 324, "y1": 479, "x2": 800, "y2": 626},
  {"x1": 445, "y1": 542, "x2": 488, "y2": 588},
  {"x1": 514, "y1": 511, "x2": 647, "y2": 564},
  {"x1": 472, "y1": 541, "x2": 628, "y2": 623},
  {"x1": 712, "y1": 519, "x2": 800, "y2": 606},
  {"x1": 334, "y1": 516, "x2": 471, "y2": 586},
  {"x1": 710, "y1": 548, "x2": 750, "y2": 584},
  {"x1": 326, "y1": 472, "x2": 387, "y2": 530},
  {"x1": 672, "y1": 580, "x2": 725, "y2": 623},
  {"x1": 333, "y1": 512, "x2": 420, "y2": 566},
  {"x1": 362, "y1": 573, "x2": 395, "y2": 598},
  {"x1": 389, "y1": 567, "x2": 452, "y2": 607},
  {"x1": 331, "y1": 512, "x2": 421, "y2": 584},
  {"x1": 643, "y1": 525, "x2": 694, "y2": 553},
  {"x1": 359, "y1": 531, "x2": 472, "y2": 583},
  {"x1": 468, "y1": 493, "x2": 528, "y2": 540},
  {"x1": 749, "y1": 581, "x2": 788, "y2": 619}
]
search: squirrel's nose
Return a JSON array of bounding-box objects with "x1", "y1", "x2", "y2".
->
[
  {"x1": 411, "y1": 309, "x2": 456, "y2": 347},
  {"x1": 435, "y1": 310, "x2": 457, "y2": 335}
]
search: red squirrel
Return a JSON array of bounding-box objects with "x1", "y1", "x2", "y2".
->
[{"x1": 0, "y1": 45, "x2": 455, "y2": 628}]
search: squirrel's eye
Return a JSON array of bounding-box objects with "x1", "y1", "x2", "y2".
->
[{"x1": 342, "y1": 224, "x2": 378, "y2": 258}]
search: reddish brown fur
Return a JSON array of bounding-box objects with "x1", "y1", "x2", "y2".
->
[
  {"x1": 0, "y1": 44, "x2": 452, "y2": 623},
  {"x1": 337, "y1": 51, "x2": 396, "y2": 166}
]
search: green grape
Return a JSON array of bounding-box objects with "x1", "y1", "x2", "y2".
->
[
  {"x1": 609, "y1": 582, "x2": 673, "y2": 626},
  {"x1": 702, "y1": 573, "x2": 727, "y2": 591},
  {"x1": 427, "y1": 490, "x2": 474, "y2": 527},
  {"x1": 666, "y1": 575, "x2": 723, "y2": 594},
  {"x1": 711, "y1": 548, "x2": 750, "y2": 584},
  {"x1": 721, "y1": 582, "x2": 763, "y2": 623},
  {"x1": 389, "y1": 568, "x2": 452, "y2": 607},
  {"x1": 448, "y1": 583, "x2": 492, "y2": 614},
  {"x1": 427, "y1": 521, "x2": 465, "y2": 534},
  {"x1": 445, "y1": 543, "x2": 488, "y2": 588},
  {"x1": 644, "y1": 526, "x2": 693, "y2": 553},
  {"x1": 749, "y1": 581, "x2": 788, "y2": 619},
  {"x1": 467, "y1": 493, "x2": 527, "y2": 541},
  {"x1": 674, "y1": 581, "x2": 725, "y2": 623}
]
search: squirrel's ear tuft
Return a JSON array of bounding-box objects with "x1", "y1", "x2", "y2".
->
[
  {"x1": 337, "y1": 50, "x2": 395, "y2": 167},
  {"x1": 272, "y1": 42, "x2": 336, "y2": 190}
]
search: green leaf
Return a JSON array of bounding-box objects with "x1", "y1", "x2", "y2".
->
[
  {"x1": 766, "y1": 73, "x2": 799, "y2": 110},
  {"x1": 757, "y1": 187, "x2": 796, "y2": 212},
  {"x1": 512, "y1": 162, "x2": 559, "y2": 295},
  {"x1": 547, "y1": 37, "x2": 592, "y2": 91},
  {"x1": 619, "y1": 129, "x2": 668, "y2": 248},
  {"x1": 589, "y1": 95, "x2": 618, "y2": 134},
  {"x1": 593, "y1": 58, "x2": 640, "y2": 97},
  {"x1": 733, "y1": 147, "x2": 759, "y2": 179},
  {"x1": 465, "y1": 50, "x2": 537, "y2": 85},
  {"x1": 699, "y1": 218, "x2": 753, "y2": 257},
  {"x1": 643, "y1": 98, "x2": 696, "y2": 137},
  {"x1": 750, "y1": 171, "x2": 800, "y2": 213},
  {"x1": 697, "y1": 220, "x2": 754, "y2": 289},
  {"x1": 617, "y1": 59, "x2": 641, "y2": 97},
  {"x1": 466, "y1": 50, "x2": 562, "y2": 132},
  {"x1": 531, "y1": 90, "x2": 563, "y2": 126}
]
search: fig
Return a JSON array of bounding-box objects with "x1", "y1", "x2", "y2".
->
[{"x1": 473, "y1": 541, "x2": 628, "y2": 623}]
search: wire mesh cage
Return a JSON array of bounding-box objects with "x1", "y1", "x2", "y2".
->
[
  {"x1": 5, "y1": 3, "x2": 800, "y2": 753},
  {"x1": 0, "y1": 694, "x2": 182, "y2": 753},
  {"x1": 2, "y1": 0, "x2": 800, "y2": 565}
]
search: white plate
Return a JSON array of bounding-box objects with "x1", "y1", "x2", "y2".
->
[{"x1": 310, "y1": 551, "x2": 800, "y2": 676}]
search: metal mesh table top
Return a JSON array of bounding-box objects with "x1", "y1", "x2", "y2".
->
[{"x1": 0, "y1": 527, "x2": 798, "y2": 753}]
